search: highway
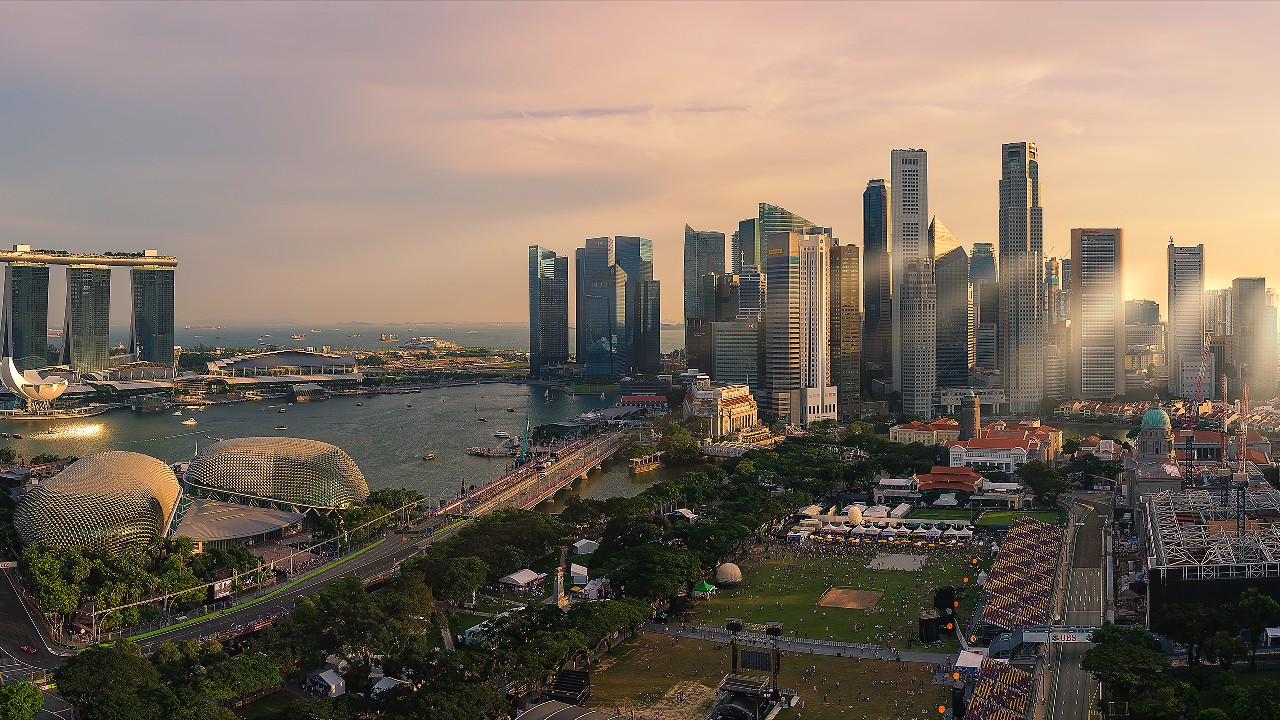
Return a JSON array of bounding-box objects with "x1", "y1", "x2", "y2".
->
[{"x1": 1050, "y1": 497, "x2": 1109, "y2": 720}]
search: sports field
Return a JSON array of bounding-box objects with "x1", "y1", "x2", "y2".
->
[
  {"x1": 691, "y1": 546, "x2": 986, "y2": 651},
  {"x1": 586, "y1": 633, "x2": 951, "y2": 720},
  {"x1": 974, "y1": 509, "x2": 1063, "y2": 526}
]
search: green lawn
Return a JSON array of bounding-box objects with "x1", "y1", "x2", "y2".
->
[
  {"x1": 688, "y1": 546, "x2": 982, "y2": 652},
  {"x1": 975, "y1": 509, "x2": 1062, "y2": 526},
  {"x1": 447, "y1": 610, "x2": 491, "y2": 637},
  {"x1": 587, "y1": 633, "x2": 950, "y2": 720},
  {"x1": 236, "y1": 691, "x2": 296, "y2": 719},
  {"x1": 910, "y1": 508, "x2": 975, "y2": 520}
]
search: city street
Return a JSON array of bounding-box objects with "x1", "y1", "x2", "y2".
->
[{"x1": 1050, "y1": 498, "x2": 1109, "y2": 720}]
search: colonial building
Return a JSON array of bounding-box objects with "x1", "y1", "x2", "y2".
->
[
  {"x1": 889, "y1": 418, "x2": 962, "y2": 445},
  {"x1": 683, "y1": 380, "x2": 759, "y2": 439}
]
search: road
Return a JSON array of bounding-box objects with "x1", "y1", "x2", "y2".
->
[{"x1": 1050, "y1": 497, "x2": 1108, "y2": 720}]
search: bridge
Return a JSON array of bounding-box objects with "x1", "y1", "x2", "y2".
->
[{"x1": 989, "y1": 625, "x2": 1099, "y2": 658}]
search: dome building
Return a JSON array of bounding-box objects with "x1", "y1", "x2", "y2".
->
[
  {"x1": 1124, "y1": 406, "x2": 1182, "y2": 509},
  {"x1": 715, "y1": 563, "x2": 743, "y2": 586},
  {"x1": 14, "y1": 451, "x2": 181, "y2": 552},
  {"x1": 184, "y1": 437, "x2": 369, "y2": 511}
]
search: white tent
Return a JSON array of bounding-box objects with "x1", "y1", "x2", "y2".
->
[
  {"x1": 499, "y1": 569, "x2": 546, "y2": 590},
  {"x1": 926, "y1": 528, "x2": 943, "y2": 538},
  {"x1": 570, "y1": 563, "x2": 589, "y2": 585},
  {"x1": 943, "y1": 527, "x2": 960, "y2": 537},
  {"x1": 573, "y1": 539, "x2": 599, "y2": 555}
]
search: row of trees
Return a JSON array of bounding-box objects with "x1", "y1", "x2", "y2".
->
[{"x1": 1153, "y1": 589, "x2": 1280, "y2": 672}]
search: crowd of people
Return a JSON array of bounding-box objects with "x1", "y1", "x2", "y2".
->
[{"x1": 964, "y1": 659, "x2": 1033, "y2": 720}]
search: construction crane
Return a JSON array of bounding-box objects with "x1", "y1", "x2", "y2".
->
[{"x1": 1238, "y1": 381, "x2": 1250, "y2": 475}]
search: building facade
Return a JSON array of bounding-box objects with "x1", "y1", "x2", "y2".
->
[
  {"x1": 710, "y1": 319, "x2": 761, "y2": 388},
  {"x1": 1125, "y1": 299, "x2": 1160, "y2": 327},
  {"x1": 579, "y1": 263, "x2": 629, "y2": 376},
  {"x1": 1167, "y1": 243, "x2": 1207, "y2": 398},
  {"x1": 130, "y1": 267, "x2": 176, "y2": 367},
  {"x1": 62, "y1": 265, "x2": 112, "y2": 374},
  {"x1": 862, "y1": 179, "x2": 893, "y2": 395},
  {"x1": 683, "y1": 380, "x2": 759, "y2": 438},
  {"x1": 830, "y1": 243, "x2": 861, "y2": 419},
  {"x1": 899, "y1": 258, "x2": 937, "y2": 419},
  {"x1": 684, "y1": 225, "x2": 727, "y2": 370},
  {"x1": 998, "y1": 141, "x2": 1045, "y2": 413},
  {"x1": 935, "y1": 246, "x2": 973, "y2": 389},
  {"x1": 2, "y1": 262, "x2": 50, "y2": 371},
  {"x1": 1231, "y1": 277, "x2": 1278, "y2": 399},
  {"x1": 1069, "y1": 228, "x2": 1125, "y2": 399},
  {"x1": 890, "y1": 149, "x2": 929, "y2": 397},
  {"x1": 528, "y1": 246, "x2": 570, "y2": 379},
  {"x1": 970, "y1": 243, "x2": 996, "y2": 285},
  {"x1": 762, "y1": 228, "x2": 838, "y2": 425}
]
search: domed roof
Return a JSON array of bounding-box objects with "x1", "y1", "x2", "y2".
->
[
  {"x1": 715, "y1": 563, "x2": 743, "y2": 585},
  {"x1": 186, "y1": 437, "x2": 368, "y2": 509},
  {"x1": 14, "y1": 451, "x2": 180, "y2": 552},
  {"x1": 1141, "y1": 407, "x2": 1171, "y2": 429}
]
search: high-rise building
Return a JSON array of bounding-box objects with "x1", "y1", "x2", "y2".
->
[
  {"x1": 998, "y1": 141, "x2": 1045, "y2": 413},
  {"x1": 890, "y1": 149, "x2": 929, "y2": 397},
  {"x1": 575, "y1": 237, "x2": 615, "y2": 365},
  {"x1": 62, "y1": 265, "x2": 112, "y2": 374},
  {"x1": 735, "y1": 203, "x2": 813, "y2": 277},
  {"x1": 970, "y1": 243, "x2": 996, "y2": 285},
  {"x1": 899, "y1": 258, "x2": 937, "y2": 418},
  {"x1": 1044, "y1": 258, "x2": 1070, "y2": 325},
  {"x1": 1167, "y1": 243, "x2": 1208, "y2": 398},
  {"x1": 2, "y1": 262, "x2": 50, "y2": 371},
  {"x1": 1230, "y1": 277, "x2": 1278, "y2": 398},
  {"x1": 130, "y1": 267, "x2": 176, "y2": 367},
  {"x1": 579, "y1": 263, "x2": 628, "y2": 376},
  {"x1": 929, "y1": 216, "x2": 959, "y2": 259},
  {"x1": 614, "y1": 236, "x2": 661, "y2": 374},
  {"x1": 830, "y1": 243, "x2": 861, "y2": 419},
  {"x1": 576, "y1": 236, "x2": 660, "y2": 376},
  {"x1": 862, "y1": 179, "x2": 893, "y2": 395},
  {"x1": 763, "y1": 228, "x2": 838, "y2": 426},
  {"x1": 1206, "y1": 288, "x2": 1232, "y2": 337},
  {"x1": 711, "y1": 319, "x2": 761, "y2": 388},
  {"x1": 738, "y1": 265, "x2": 765, "y2": 320},
  {"x1": 1125, "y1": 299, "x2": 1160, "y2": 327},
  {"x1": 528, "y1": 246, "x2": 569, "y2": 378},
  {"x1": 1069, "y1": 229, "x2": 1125, "y2": 399},
  {"x1": 935, "y1": 246, "x2": 973, "y2": 389},
  {"x1": 974, "y1": 282, "x2": 999, "y2": 370},
  {"x1": 683, "y1": 226, "x2": 727, "y2": 371}
]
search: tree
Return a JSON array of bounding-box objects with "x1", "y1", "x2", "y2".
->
[
  {"x1": 1016, "y1": 460, "x2": 1067, "y2": 505},
  {"x1": 1153, "y1": 603, "x2": 1223, "y2": 666},
  {"x1": 0, "y1": 447, "x2": 18, "y2": 465},
  {"x1": 439, "y1": 557, "x2": 488, "y2": 605},
  {"x1": 658, "y1": 424, "x2": 700, "y2": 464},
  {"x1": 169, "y1": 707, "x2": 239, "y2": 720},
  {"x1": 601, "y1": 543, "x2": 700, "y2": 599},
  {"x1": 1202, "y1": 630, "x2": 1248, "y2": 670},
  {"x1": 54, "y1": 641, "x2": 167, "y2": 720},
  {"x1": 1237, "y1": 587, "x2": 1279, "y2": 671},
  {"x1": 1081, "y1": 623, "x2": 1169, "y2": 698},
  {"x1": 0, "y1": 682, "x2": 42, "y2": 720}
]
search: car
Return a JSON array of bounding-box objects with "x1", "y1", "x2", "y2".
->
[{"x1": 19, "y1": 645, "x2": 37, "y2": 654}]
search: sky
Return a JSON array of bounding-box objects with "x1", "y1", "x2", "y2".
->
[{"x1": 1, "y1": 1, "x2": 1278, "y2": 325}]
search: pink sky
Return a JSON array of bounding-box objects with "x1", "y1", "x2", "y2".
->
[{"x1": 0, "y1": 1, "x2": 1276, "y2": 323}]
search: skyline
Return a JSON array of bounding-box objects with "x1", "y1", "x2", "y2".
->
[{"x1": 3, "y1": 2, "x2": 1280, "y2": 323}]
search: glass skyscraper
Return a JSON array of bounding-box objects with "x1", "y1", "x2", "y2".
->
[
  {"x1": 528, "y1": 246, "x2": 569, "y2": 379},
  {"x1": 63, "y1": 265, "x2": 112, "y2": 374},
  {"x1": 970, "y1": 243, "x2": 996, "y2": 285},
  {"x1": 830, "y1": 243, "x2": 861, "y2": 419},
  {"x1": 998, "y1": 141, "x2": 1045, "y2": 413},
  {"x1": 579, "y1": 264, "x2": 629, "y2": 376},
  {"x1": 615, "y1": 236, "x2": 660, "y2": 375},
  {"x1": 935, "y1": 246, "x2": 973, "y2": 389},
  {"x1": 736, "y1": 203, "x2": 813, "y2": 278},
  {"x1": 2, "y1": 263, "x2": 50, "y2": 371},
  {"x1": 683, "y1": 225, "x2": 726, "y2": 371},
  {"x1": 862, "y1": 179, "x2": 892, "y2": 395},
  {"x1": 130, "y1": 267, "x2": 176, "y2": 367}
]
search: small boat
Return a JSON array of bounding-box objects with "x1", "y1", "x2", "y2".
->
[
  {"x1": 423, "y1": 453, "x2": 435, "y2": 461},
  {"x1": 278, "y1": 408, "x2": 287, "y2": 413},
  {"x1": 476, "y1": 417, "x2": 488, "y2": 422},
  {"x1": 493, "y1": 431, "x2": 511, "y2": 439},
  {"x1": 274, "y1": 425, "x2": 288, "y2": 431},
  {"x1": 10, "y1": 434, "x2": 21, "y2": 439},
  {"x1": 406, "y1": 403, "x2": 412, "y2": 408},
  {"x1": 290, "y1": 334, "x2": 304, "y2": 340},
  {"x1": 181, "y1": 418, "x2": 198, "y2": 426},
  {"x1": 506, "y1": 408, "x2": 516, "y2": 412},
  {"x1": 172, "y1": 411, "x2": 183, "y2": 416},
  {"x1": 600, "y1": 392, "x2": 606, "y2": 400},
  {"x1": 356, "y1": 402, "x2": 364, "y2": 407}
]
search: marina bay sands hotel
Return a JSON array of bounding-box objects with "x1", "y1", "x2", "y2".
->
[{"x1": 1, "y1": 245, "x2": 176, "y2": 375}]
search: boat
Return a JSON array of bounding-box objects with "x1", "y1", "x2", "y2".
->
[
  {"x1": 406, "y1": 403, "x2": 413, "y2": 408},
  {"x1": 506, "y1": 408, "x2": 516, "y2": 412},
  {"x1": 290, "y1": 334, "x2": 304, "y2": 340},
  {"x1": 380, "y1": 333, "x2": 400, "y2": 342},
  {"x1": 180, "y1": 418, "x2": 198, "y2": 426},
  {"x1": 356, "y1": 401, "x2": 364, "y2": 407},
  {"x1": 310, "y1": 329, "x2": 322, "y2": 333},
  {"x1": 423, "y1": 453, "x2": 435, "y2": 461},
  {"x1": 274, "y1": 425, "x2": 288, "y2": 431},
  {"x1": 349, "y1": 333, "x2": 362, "y2": 338},
  {"x1": 10, "y1": 434, "x2": 20, "y2": 439},
  {"x1": 278, "y1": 408, "x2": 287, "y2": 413},
  {"x1": 476, "y1": 417, "x2": 487, "y2": 422},
  {"x1": 172, "y1": 411, "x2": 183, "y2": 416},
  {"x1": 600, "y1": 392, "x2": 606, "y2": 400},
  {"x1": 493, "y1": 431, "x2": 511, "y2": 439}
]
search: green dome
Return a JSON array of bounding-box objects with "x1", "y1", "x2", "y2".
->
[{"x1": 1141, "y1": 407, "x2": 1171, "y2": 429}]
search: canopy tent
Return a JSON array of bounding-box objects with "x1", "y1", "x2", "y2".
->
[{"x1": 692, "y1": 581, "x2": 717, "y2": 598}]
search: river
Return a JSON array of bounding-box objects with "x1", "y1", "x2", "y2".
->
[{"x1": 0, "y1": 383, "x2": 684, "y2": 506}]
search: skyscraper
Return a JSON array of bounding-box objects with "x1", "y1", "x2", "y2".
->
[
  {"x1": 130, "y1": 267, "x2": 176, "y2": 367},
  {"x1": 890, "y1": 149, "x2": 929, "y2": 397},
  {"x1": 929, "y1": 216, "x2": 959, "y2": 259},
  {"x1": 62, "y1": 265, "x2": 111, "y2": 374},
  {"x1": 528, "y1": 246, "x2": 569, "y2": 379},
  {"x1": 1069, "y1": 229, "x2": 1124, "y2": 399},
  {"x1": 736, "y1": 203, "x2": 812, "y2": 276},
  {"x1": 974, "y1": 282, "x2": 999, "y2": 370},
  {"x1": 575, "y1": 237, "x2": 615, "y2": 364},
  {"x1": 615, "y1": 236, "x2": 661, "y2": 375},
  {"x1": 2, "y1": 262, "x2": 50, "y2": 371},
  {"x1": 684, "y1": 225, "x2": 726, "y2": 371},
  {"x1": 899, "y1": 259, "x2": 937, "y2": 418},
  {"x1": 998, "y1": 141, "x2": 1045, "y2": 413},
  {"x1": 1124, "y1": 299, "x2": 1160, "y2": 327},
  {"x1": 1167, "y1": 243, "x2": 1207, "y2": 398},
  {"x1": 576, "y1": 236, "x2": 660, "y2": 376},
  {"x1": 1206, "y1": 288, "x2": 1232, "y2": 337},
  {"x1": 970, "y1": 243, "x2": 996, "y2": 286},
  {"x1": 861, "y1": 179, "x2": 892, "y2": 395},
  {"x1": 1230, "y1": 277, "x2": 1278, "y2": 398},
  {"x1": 830, "y1": 243, "x2": 861, "y2": 419},
  {"x1": 935, "y1": 246, "x2": 973, "y2": 389},
  {"x1": 763, "y1": 228, "x2": 837, "y2": 426},
  {"x1": 738, "y1": 265, "x2": 765, "y2": 321},
  {"x1": 579, "y1": 263, "x2": 629, "y2": 376}
]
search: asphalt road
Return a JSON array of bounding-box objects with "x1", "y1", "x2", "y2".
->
[{"x1": 1050, "y1": 499, "x2": 1108, "y2": 720}]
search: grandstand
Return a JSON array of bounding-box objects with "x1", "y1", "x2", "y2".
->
[
  {"x1": 974, "y1": 517, "x2": 1063, "y2": 633},
  {"x1": 965, "y1": 659, "x2": 1033, "y2": 720}
]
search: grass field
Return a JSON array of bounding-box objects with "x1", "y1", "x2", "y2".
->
[
  {"x1": 235, "y1": 691, "x2": 295, "y2": 719},
  {"x1": 586, "y1": 633, "x2": 951, "y2": 720},
  {"x1": 974, "y1": 509, "x2": 1062, "y2": 526},
  {"x1": 690, "y1": 546, "x2": 987, "y2": 652},
  {"x1": 908, "y1": 509, "x2": 974, "y2": 521}
]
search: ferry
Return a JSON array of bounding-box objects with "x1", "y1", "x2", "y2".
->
[
  {"x1": 423, "y1": 453, "x2": 435, "y2": 461},
  {"x1": 476, "y1": 417, "x2": 488, "y2": 423},
  {"x1": 278, "y1": 408, "x2": 287, "y2": 413},
  {"x1": 290, "y1": 334, "x2": 304, "y2": 340},
  {"x1": 310, "y1": 329, "x2": 322, "y2": 333},
  {"x1": 493, "y1": 431, "x2": 511, "y2": 439},
  {"x1": 180, "y1": 418, "x2": 198, "y2": 426},
  {"x1": 274, "y1": 425, "x2": 288, "y2": 431}
]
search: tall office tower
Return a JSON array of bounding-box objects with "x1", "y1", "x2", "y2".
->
[
  {"x1": 890, "y1": 149, "x2": 929, "y2": 396},
  {"x1": 1167, "y1": 242, "x2": 1203, "y2": 397},
  {"x1": 130, "y1": 267, "x2": 176, "y2": 367},
  {"x1": 683, "y1": 225, "x2": 727, "y2": 371},
  {"x1": 579, "y1": 264, "x2": 629, "y2": 375},
  {"x1": 1044, "y1": 258, "x2": 1070, "y2": 325},
  {"x1": 929, "y1": 216, "x2": 959, "y2": 259},
  {"x1": 861, "y1": 179, "x2": 893, "y2": 395},
  {"x1": 998, "y1": 141, "x2": 1045, "y2": 413},
  {"x1": 62, "y1": 265, "x2": 111, "y2": 374},
  {"x1": 1230, "y1": 277, "x2": 1278, "y2": 398},
  {"x1": 762, "y1": 228, "x2": 838, "y2": 426},
  {"x1": 1069, "y1": 229, "x2": 1125, "y2": 399},
  {"x1": 935, "y1": 246, "x2": 973, "y2": 389},
  {"x1": 970, "y1": 243, "x2": 996, "y2": 285},
  {"x1": 711, "y1": 318, "x2": 761, "y2": 387},
  {"x1": 738, "y1": 265, "x2": 765, "y2": 320},
  {"x1": 528, "y1": 246, "x2": 569, "y2": 379},
  {"x1": 830, "y1": 243, "x2": 861, "y2": 419},
  {"x1": 614, "y1": 236, "x2": 660, "y2": 374},
  {"x1": 1125, "y1": 299, "x2": 1160, "y2": 327},
  {"x1": 1205, "y1": 288, "x2": 1232, "y2": 336},
  {"x1": 575, "y1": 236, "x2": 615, "y2": 363},
  {"x1": 736, "y1": 203, "x2": 813, "y2": 277},
  {"x1": 974, "y1": 282, "x2": 999, "y2": 370},
  {"x1": 899, "y1": 259, "x2": 937, "y2": 419},
  {"x1": 1, "y1": 262, "x2": 50, "y2": 371}
]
